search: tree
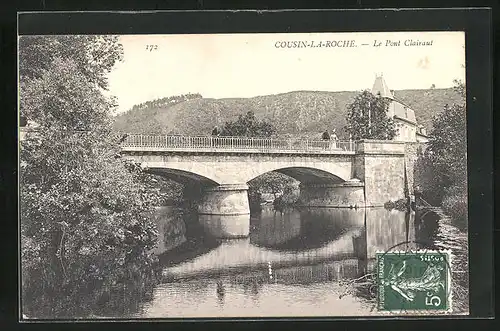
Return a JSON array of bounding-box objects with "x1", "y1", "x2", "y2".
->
[
  {"x1": 125, "y1": 93, "x2": 203, "y2": 113},
  {"x1": 20, "y1": 58, "x2": 113, "y2": 131},
  {"x1": 248, "y1": 172, "x2": 297, "y2": 199},
  {"x1": 219, "y1": 111, "x2": 277, "y2": 137},
  {"x1": 248, "y1": 172, "x2": 300, "y2": 208},
  {"x1": 426, "y1": 104, "x2": 467, "y2": 188},
  {"x1": 19, "y1": 35, "x2": 123, "y2": 91},
  {"x1": 19, "y1": 35, "x2": 161, "y2": 318},
  {"x1": 452, "y1": 79, "x2": 466, "y2": 101},
  {"x1": 417, "y1": 79, "x2": 467, "y2": 226},
  {"x1": 344, "y1": 90, "x2": 398, "y2": 140},
  {"x1": 424, "y1": 80, "x2": 467, "y2": 196}
]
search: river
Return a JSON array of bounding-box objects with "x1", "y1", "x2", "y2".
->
[
  {"x1": 22, "y1": 205, "x2": 469, "y2": 319},
  {"x1": 131, "y1": 205, "x2": 468, "y2": 318}
]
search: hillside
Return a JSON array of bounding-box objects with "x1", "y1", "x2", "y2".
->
[{"x1": 113, "y1": 88, "x2": 462, "y2": 139}]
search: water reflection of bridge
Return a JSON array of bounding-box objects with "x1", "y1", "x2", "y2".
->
[
  {"x1": 162, "y1": 234, "x2": 361, "y2": 281},
  {"x1": 160, "y1": 207, "x2": 418, "y2": 283},
  {"x1": 249, "y1": 207, "x2": 366, "y2": 249},
  {"x1": 226, "y1": 259, "x2": 364, "y2": 285}
]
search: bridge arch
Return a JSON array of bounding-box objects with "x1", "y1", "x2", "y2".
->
[
  {"x1": 141, "y1": 162, "x2": 220, "y2": 187},
  {"x1": 246, "y1": 166, "x2": 347, "y2": 185}
]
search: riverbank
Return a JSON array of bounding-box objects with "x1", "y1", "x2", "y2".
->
[
  {"x1": 431, "y1": 213, "x2": 469, "y2": 314},
  {"x1": 351, "y1": 209, "x2": 469, "y2": 315},
  {"x1": 442, "y1": 191, "x2": 467, "y2": 231}
]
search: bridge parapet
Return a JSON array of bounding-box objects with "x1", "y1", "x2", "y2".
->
[
  {"x1": 121, "y1": 134, "x2": 356, "y2": 155},
  {"x1": 355, "y1": 139, "x2": 405, "y2": 155}
]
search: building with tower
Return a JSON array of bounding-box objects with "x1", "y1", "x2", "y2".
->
[{"x1": 370, "y1": 74, "x2": 429, "y2": 143}]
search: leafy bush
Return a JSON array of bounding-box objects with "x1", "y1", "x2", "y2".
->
[
  {"x1": 384, "y1": 198, "x2": 408, "y2": 211},
  {"x1": 280, "y1": 182, "x2": 300, "y2": 205},
  {"x1": 248, "y1": 188, "x2": 263, "y2": 211},
  {"x1": 442, "y1": 187, "x2": 468, "y2": 230}
]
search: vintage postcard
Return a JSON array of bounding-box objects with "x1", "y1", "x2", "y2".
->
[{"x1": 19, "y1": 29, "x2": 470, "y2": 319}]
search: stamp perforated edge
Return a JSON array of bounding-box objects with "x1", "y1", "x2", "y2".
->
[{"x1": 374, "y1": 249, "x2": 454, "y2": 314}]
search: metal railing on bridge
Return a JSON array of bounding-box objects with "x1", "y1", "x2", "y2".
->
[{"x1": 121, "y1": 134, "x2": 356, "y2": 153}]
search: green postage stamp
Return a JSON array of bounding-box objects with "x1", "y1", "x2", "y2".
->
[{"x1": 376, "y1": 250, "x2": 452, "y2": 312}]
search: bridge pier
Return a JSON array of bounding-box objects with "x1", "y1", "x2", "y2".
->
[
  {"x1": 298, "y1": 181, "x2": 365, "y2": 208},
  {"x1": 354, "y1": 140, "x2": 406, "y2": 207},
  {"x1": 198, "y1": 214, "x2": 250, "y2": 239},
  {"x1": 198, "y1": 184, "x2": 250, "y2": 238}
]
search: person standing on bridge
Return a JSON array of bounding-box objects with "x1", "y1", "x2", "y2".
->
[
  {"x1": 331, "y1": 128, "x2": 338, "y2": 149},
  {"x1": 321, "y1": 130, "x2": 330, "y2": 150},
  {"x1": 211, "y1": 126, "x2": 221, "y2": 148},
  {"x1": 322, "y1": 130, "x2": 330, "y2": 141}
]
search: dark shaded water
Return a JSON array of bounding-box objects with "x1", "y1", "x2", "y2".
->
[{"x1": 23, "y1": 206, "x2": 469, "y2": 319}]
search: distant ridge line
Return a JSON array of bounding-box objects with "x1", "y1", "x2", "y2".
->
[
  {"x1": 120, "y1": 87, "x2": 456, "y2": 112},
  {"x1": 113, "y1": 87, "x2": 461, "y2": 138}
]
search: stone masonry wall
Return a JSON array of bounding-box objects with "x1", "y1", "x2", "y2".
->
[
  {"x1": 299, "y1": 183, "x2": 365, "y2": 207},
  {"x1": 355, "y1": 141, "x2": 406, "y2": 207},
  {"x1": 404, "y1": 142, "x2": 428, "y2": 195},
  {"x1": 363, "y1": 154, "x2": 405, "y2": 206},
  {"x1": 352, "y1": 155, "x2": 365, "y2": 181}
]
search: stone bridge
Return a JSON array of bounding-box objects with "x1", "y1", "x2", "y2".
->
[{"x1": 121, "y1": 135, "x2": 413, "y2": 237}]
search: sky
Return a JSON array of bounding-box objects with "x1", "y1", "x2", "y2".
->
[{"x1": 107, "y1": 31, "x2": 465, "y2": 114}]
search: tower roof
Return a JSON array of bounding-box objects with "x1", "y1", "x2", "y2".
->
[
  {"x1": 371, "y1": 74, "x2": 394, "y2": 99},
  {"x1": 370, "y1": 74, "x2": 417, "y2": 125}
]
